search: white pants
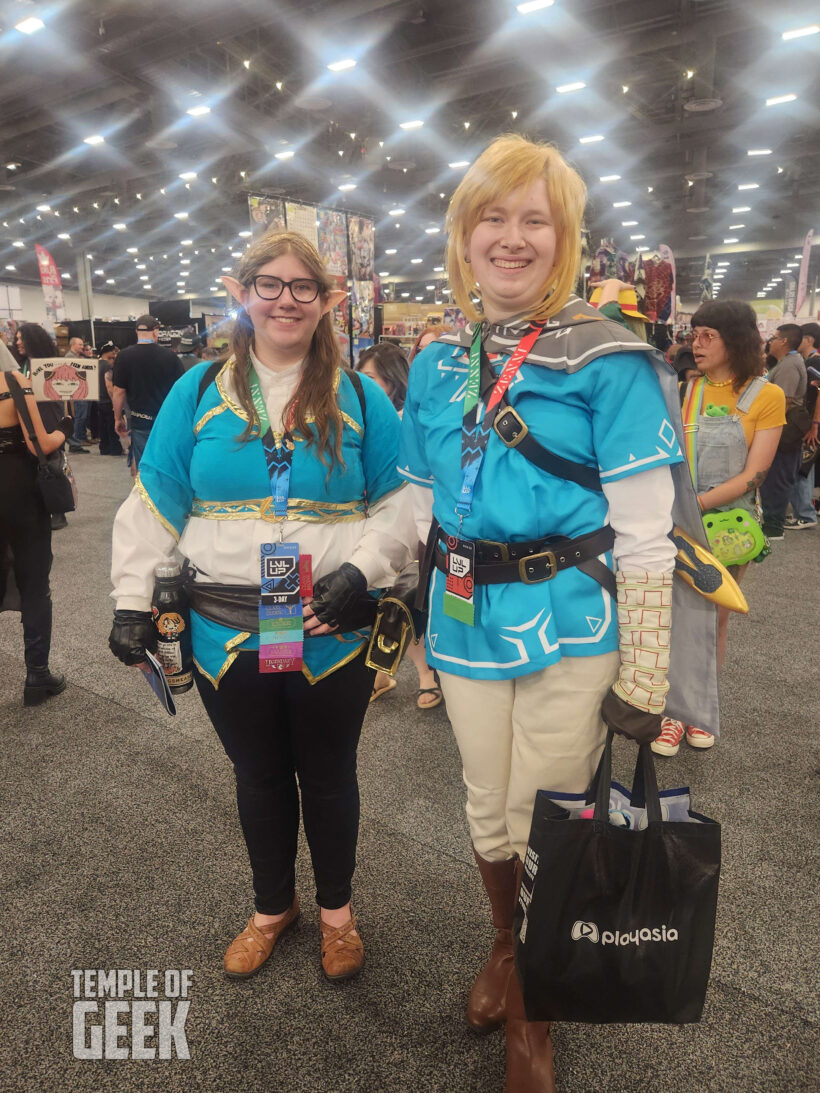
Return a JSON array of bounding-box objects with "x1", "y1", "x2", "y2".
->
[{"x1": 440, "y1": 652, "x2": 620, "y2": 862}]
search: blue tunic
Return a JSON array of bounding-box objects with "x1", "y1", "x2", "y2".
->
[
  {"x1": 137, "y1": 361, "x2": 404, "y2": 685},
  {"x1": 399, "y1": 340, "x2": 684, "y2": 680}
]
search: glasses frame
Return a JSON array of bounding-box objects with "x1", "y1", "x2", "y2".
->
[
  {"x1": 250, "y1": 274, "x2": 323, "y2": 303},
  {"x1": 691, "y1": 329, "x2": 721, "y2": 347}
]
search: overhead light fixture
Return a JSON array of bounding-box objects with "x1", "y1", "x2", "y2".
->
[
  {"x1": 180, "y1": 259, "x2": 191, "y2": 265},
  {"x1": 684, "y1": 69, "x2": 695, "y2": 79},
  {"x1": 433, "y1": 265, "x2": 444, "y2": 272},
  {"x1": 186, "y1": 105, "x2": 211, "y2": 117},
  {"x1": 781, "y1": 26, "x2": 819, "y2": 40},
  {"x1": 15, "y1": 17, "x2": 45, "y2": 34},
  {"x1": 556, "y1": 82, "x2": 586, "y2": 94},
  {"x1": 448, "y1": 161, "x2": 470, "y2": 169},
  {"x1": 737, "y1": 183, "x2": 759, "y2": 190},
  {"x1": 136, "y1": 263, "x2": 147, "y2": 269},
  {"x1": 113, "y1": 222, "x2": 126, "y2": 231},
  {"x1": 105, "y1": 278, "x2": 115, "y2": 284},
  {"x1": 57, "y1": 232, "x2": 70, "y2": 240},
  {"x1": 388, "y1": 208, "x2": 405, "y2": 216},
  {"x1": 275, "y1": 149, "x2": 295, "y2": 161},
  {"x1": 635, "y1": 246, "x2": 649, "y2": 253},
  {"x1": 327, "y1": 59, "x2": 357, "y2": 72},
  {"x1": 338, "y1": 182, "x2": 357, "y2": 192},
  {"x1": 36, "y1": 203, "x2": 51, "y2": 212},
  {"x1": 5, "y1": 265, "x2": 15, "y2": 271},
  {"x1": 579, "y1": 134, "x2": 604, "y2": 144},
  {"x1": 621, "y1": 220, "x2": 638, "y2": 227},
  {"x1": 411, "y1": 258, "x2": 423, "y2": 264},
  {"x1": 629, "y1": 234, "x2": 645, "y2": 240},
  {"x1": 378, "y1": 271, "x2": 390, "y2": 277},
  {"x1": 732, "y1": 206, "x2": 751, "y2": 213},
  {"x1": 516, "y1": 0, "x2": 554, "y2": 12},
  {"x1": 401, "y1": 292, "x2": 410, "y2": 298},
  {"x1": 5, "y1": 162, "x2": 19, "y2": 170},
  {"x1": 385, "y1": 248, "x2": 397, "y2": 255},
  {"x1": 12, "y1": 240, "x2": 24, "y2": 248},
  {"x1": 765, "y1": 94, "x2": 797, "y2": 106},
  {"x1": 747, "y1": 149, "x2": 772, "y2": 156},
  {"x1": 723, "y1": 237, "x2": 739, "y2": 244},
  {"x1": 61, "y1": 272, "x2": 71, "y2": 280},
  {"x1": 786, "y1": 262, "x2": 799, "y2": 268},
  {"x1": 728, "y1": 224, "x2": 745, "y2": 230},
  {"x1": 622, "y1": 85, "x2": 630, "y2": 94},
  {"x1": 238, "y1": 230, "x2": 252, "y2": 238},
  {"x1": 613, "y1": 201, "x2": 632, "y2": 208},
  {"x1": 399, "y1": 120, "x2": 424, "y2": 130},
  {"x1": 139, "y1": 275, "x2": 149, "y2": 281},
  {"x1": 647, "y1": 186, "x2": 654, "y2": 193},
  {"x1": 425, "y1": 226, "x2": 441, "y2": 234},
  {"x1": 231, "y1": 250, "x2": 242, "y2": 257},
  {"x1": 83, "y1": 134, "x2": 105, "y2": 145},
  {"x1": 599, "y1": 175, "x2": 621, "y2": 183},
  {"x1": 173, "y1": 211, "x2": 189, "y2": 219},
  {"x1": 179, "y1": 171, "x2": 197, "y2": 181}
]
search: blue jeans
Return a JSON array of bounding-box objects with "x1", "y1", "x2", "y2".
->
[
  {"x1": 70, "y1": 400, "x2": 89, "y2": 449},
  {"x1": 127, "y1": 425, "x2": 150, "y2": 471},
  {"x1": 789, "y1": 463, "x2": 817, "y2": 522}
]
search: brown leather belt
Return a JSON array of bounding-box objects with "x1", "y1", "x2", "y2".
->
[
  {"x1": 189, "y1": 583, "x2": 261, "y2": 633},
  {"x1": 433, "y1": 524, "x2": 616, "y2": 590}
]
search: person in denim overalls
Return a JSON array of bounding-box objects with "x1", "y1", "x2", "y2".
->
[{"x1": 652, "y1": 300, "x2": 786, "y2": 757}]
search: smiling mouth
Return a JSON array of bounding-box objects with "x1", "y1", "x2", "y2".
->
[{"x1": 491, "y1": 258, "x2": 529, "y2": 270}]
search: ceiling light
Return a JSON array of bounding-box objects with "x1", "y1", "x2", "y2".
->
[
  {"x1": 716, "y1": 261, "x2": 730, "y2": 267},
  {"x1": 684, "y1": 69, "x2": 695, "y2": 79},
  {"x1": 327, "y1": 59, "x2": 357, "y2": 72},
  {"x1": 238, "y1": 230, "x2": 252, "y2": 238},
  {"x1": 786, "y1": 262, "x2": 799, "y2": 268},
  {"x1": 58, "y1": 232, "x2": 70, "y2": 240},
  {"x1": 61, "y1": 272, "x2": 71, "y2": 280},
  {"x1": 621, "y1": 220, "x2": 638, "y2": 227},
  {"x1": 433, "y1": 266, "x2": 444, "y2": 272},
  {"x1": 622, "y1": 85, "x2": 630, "y2": 94},
  {"x1": 630, "y1": 234, "x2": 645, "y2": 240},
  {"x1": 647, "y1": 186, "x2": 654, "y2": 193},
  {"x1": 729, "y1": 224, "x2": 745, "y2": 230},
  {"x1": 113, "y1": 222, "x2": 126, "y2": 231},
  {"x1": 399, "y1": 120, "x2": 424, "y2": 130},
  {"x1": 772, "y1": 277, "x2": 783, "y2": 283},
  {"x1": 737, "y1": 183, "x2": 759, "y2": 191},
  {"x1": 173, "y1": 212, "x2": 189, "y2": 219},
  {"x1": 765, "y1": 94, "x2": 797, "y2": 106},
  {"x1": 15, "y1": 17, "x2": 45, "y2": 34},
  {"x1": 378, "y1": 271, "x2": 390, "y2": 277},
  {"x1": 139, "y1": 275, "x2": 149, "y2": 281},
  {"x1": 136, "y1": 263, "x2": 147, "y2": 270},
  {"x1": 556, "y1": 82, "x2": 586, "y2": 94},
  {"x1": 231, "y1": 250, "x2": 242, "y2": 257},
  {"x1": 401, "y1": 292, "x2": 410, "y2": 297},
  {"x1": 723, "y1": 237, "x2": 739, "y2": 244},
  {"x1": 83, "y1": 134, "x2": 105, "y2": 145},
  {"x1": 777, "y1": 166, "x2": 784, "y2": 174},
  {"x1": 388, "y1": 208, "x2": 405, "y2": 216},
  {"x1": 511, "y1": 110, "x2": 518, "y2": 119},
  {"x1": 517, "y1": 1, "x2": 555, "y2": 12},
  {"x1": 177, "y1": 289, "x2": 186, "y2": 294},
  {"x1": 411, "y1": 258, "x2": 423, "y2": 264},
  {"x1": 275, "y1": 149, "x2": 294, "y2": 160},
  {"x1": 180, "y1": 259, "x2": 191, "y2": 265},
  {"x1": 385, "y1": 248, "x2": 397, "y2": 255},
  {"x1": 747, "y1": 149, "x2": 772, "y2": 156},
  {"x1": 425, "y1": 227, "x2": 440, "y2": 234},
  {"x1": 12, "y1": 240, "x2": 24, "y2": 248},
  {"x1": 448, "y1": 161, "x2": 470, "y2": 169},
  {"x1": 463, "y1": 121, "x2": 470, "y2": 129},
  {"x1": 105, "y1": 279, "x2": 115, "y2": 284},
  {"x1": 36, "y1": 203, "x2": 51, "y2": 213},
  {"x1": 635, "y1": 246, "x2": 649, "y2": 252},
  {"x1": 599, "y1": 175, "x2": 621, "y2": 183},
  {"x1": 338, "y1": 183, "x2": 357, "y2": 192},
  {"x1": 425, "y1": 285, "x2": 436, "y2": 291},
  {"x1": 4, "y1": 265, "x2": 15, "y2": 271},
  {"x1": 5, "y1": 163, "x2": 19, "y2": 170},
  {"x1": 187, "y1": 105, "x2": 211, "y2": 117},
  {"x1": 781, "y1": 25, "x2": 819, "y2": 40},
  {"x1": 179, "y1": 171, "x2": 197, "y2": 181},
  {"x1": 732, "y1": 206, "x2": 751, "y2": 213},
  {"x1": 579, "y1": 134, "x2": 604, "y2": 144},
  {"x1": 613, "y1": 201, "x2": 632, "y2": 208}
]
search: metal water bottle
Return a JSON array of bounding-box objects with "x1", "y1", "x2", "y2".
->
[{"x1": 152, "y1": 562, "x2": 193, "y2": 693}]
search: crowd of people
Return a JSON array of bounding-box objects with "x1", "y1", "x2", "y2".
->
[{"x1": 1, "y1": 133, "x2": 817, "y2": 1093}]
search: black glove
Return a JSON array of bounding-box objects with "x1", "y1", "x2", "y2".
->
[
  {"x1": 56, "y1": 416, "x2": 74, "y2": 441},
  {"x1": 601, "y1": 689, "x2": 663, "y2": 745},
  {"x1": 308, "y1": 563, "x2": 378, "y2": 632},
  {"x1": 109, "y1": 609, "x2": 157, "y2": 665}
]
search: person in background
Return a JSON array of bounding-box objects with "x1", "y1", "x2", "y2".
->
[
  {"x1": 96, "y1": 342, "x2": 122, "y2": 456},
  {"x1": 355, "y1": 343, "x2": 441, "y2": 709},
  {"x1": 65, "y1": 335, "x2": 92, "y2": 454},
  {"x1": 0, "y1": 339, "x2": 74, "y2": 705},
  {"x1": 784, "y1": 322, "x2": 820, "y2": 530},
  {"x1": 652, "y1": 300, "x2": 784, "y2": 757},
  {"x1": 759, "y1": 324, "x2": 807, "y2": 539},
  {"x1": 409, "y1": 324, "x2": 446, "y2": 362},
  {"x1": 112, "y1": 315, "x2": 183, "y2": 477}
]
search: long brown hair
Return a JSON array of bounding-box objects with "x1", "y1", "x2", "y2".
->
[{"x1": 227, "y1": 230, "x2": 345, "y2": 467}]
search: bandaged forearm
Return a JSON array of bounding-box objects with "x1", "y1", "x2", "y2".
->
[{"x1": 611, "y1": 568, "x2": 673, "y2": 713}]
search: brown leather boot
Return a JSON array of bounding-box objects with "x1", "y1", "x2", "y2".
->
[
  {"x1": 467, "y1": 849, "x2": 518, "y2": 1034},
  {"x1": 504, "y1": 861, "x2": 556, "y2": 1092}
]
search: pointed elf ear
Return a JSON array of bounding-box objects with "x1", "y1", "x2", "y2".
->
[
  {"x1": 321, "y1": 289, "x2": 348, "y2": 315},
  {"x1": 221, "y1": 276, "x2": 247, "y2": 306}
]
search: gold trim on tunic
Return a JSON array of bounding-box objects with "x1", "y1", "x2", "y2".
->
[
  {"x1": 190, "y1": 496, "x2": 366, "y2": 523},
  {"x1": 134, "y1": 474, "x2": 180, "y2": 542},
  {"x1": 193, "y1": 402, "x2": 229, "y2": 435},
  {"x1": 212, "y1": 362, "x2": 358, "y2": 437},
  {"x1": 193, "y1": 630, "x2": 253, "y2": 691},
  {"x1": 301, "y1": 638, "x2": 367, "y2": 684}
]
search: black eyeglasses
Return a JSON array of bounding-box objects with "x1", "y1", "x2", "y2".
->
[{"x1": 250, "y1": 275, "x2": 322, "y2": 303}]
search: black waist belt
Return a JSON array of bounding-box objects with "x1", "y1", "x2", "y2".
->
[
  {"x1": 0, "y1": 439, "x2": 27, "y2": 455},
  {"x1": 189, "y1": 583, "x2": 261, "y2": 633},
  {"x1": 433, "y1": 524, "x2": 616, "y2": 594}
]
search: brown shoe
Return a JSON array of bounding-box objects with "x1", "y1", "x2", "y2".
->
[
  {"x1": 223, "y1": 899, "x2": 300, "y2": 979},
  {"x1": 320, "y1": 914, "x2": 364, "y2": 981},
  {"x1": 467, "y1": 849, "x2": 518, "y2": 1034}
]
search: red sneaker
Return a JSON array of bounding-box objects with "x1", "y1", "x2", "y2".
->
[
  {"x1": 651, "y1": 718, "x2": 685, "y2": 757},
  {"x1": 685, "y1": 725, "x2": 715, "y2": 749}
]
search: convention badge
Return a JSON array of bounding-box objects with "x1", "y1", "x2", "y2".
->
[
  {"x1": 299, "y1": 554, "x2": 313, "y2": 599},
  {"x1": 442, "y1": 535, "x2": 476, "y2": 627},
  {"x1": 259, "y1": 542, "x2": 303, "y2": 672}
]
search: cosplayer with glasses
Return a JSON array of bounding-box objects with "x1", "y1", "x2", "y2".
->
[
  {"x1": 651, "y1": 300, "x2": 785, "y2": 757},
  {"x1": 109, "y1": 230, "x2": 416, "y2": 984},
  {"x1": 399, "y1": 134, "x2": 714, "y2": 1092}
]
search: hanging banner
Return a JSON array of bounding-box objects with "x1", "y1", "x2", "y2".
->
[
  {"x1": 348, "y1": 215, "x2": 374, "y2": 280},
  {"x1": 699, "y1": 254, "x2": 714, "y2": 303},
  {"x1": 782, "y1": 274, "x2": 797, "y2": 321},
  {"x1": 795, "y1": 229, "x2": 814, "y2": 316},
  {"x1": 248, "y1": 195, "x2": 285, "y2": 238},
  {"x1": 284, "y1": 202, "x2": 319, "y2": 247},
  {"x1": 658, "y1": 244, "x2": 676, "y2": 324},
  {"x1": 34, "y1": 244, "x2": 67, "y2": 329},
  {"x1": 317, "y1": 209, "x2": 348, "y2": 276}
]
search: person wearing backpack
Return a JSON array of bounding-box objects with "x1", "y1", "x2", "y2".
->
[{"x1": 109, "y1": 230, "x2": 416, "y2": 983}]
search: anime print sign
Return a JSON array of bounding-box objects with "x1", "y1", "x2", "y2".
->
[{"x1": 29, "y1": 357, "x2": 100, "y2": 401}]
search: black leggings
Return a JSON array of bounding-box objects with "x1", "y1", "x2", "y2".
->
[
  {"x1": 0, "y1": 453, "x2": 53, "y2": 668},
  {"x1": 195, "y1": 649, "x2": 375, "y2": 914}
]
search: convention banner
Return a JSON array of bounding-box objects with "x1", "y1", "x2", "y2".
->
[
  {"x1": 317, "y1": 208, "x2": 348, "y2": 276},
  {"x1": 782, "y1": 274, "x2": 797, "y2": 321},
  {"x1": 284, "y1": 202, "x2": 319, "y2": 248},
  {"x1": 34, "y1": 244, "x2": 67, "y2": 328},
  {"x1": 248, "y1": 195, "x2": 285, "y2": 239},
  {"x1": 29, "y1": 356, "x2": 100, "y2": 401},
  {"x1": 351, "y1": 279, "x2": 374, "y2": 343},
  {"x1": 348, "y1": 215, "x2": 374, "y2": 280},
  {"x1": 658, "y1": 244, "x2": 676, "y2": 324},
  {"x1": 795, "y1": 229, "x2": 813, "y2": 316},
  {"x1": 699, "y1": 254, "x2": 714, "y2": 302}
]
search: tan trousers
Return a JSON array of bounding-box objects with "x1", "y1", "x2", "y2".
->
[{"x1": 440, "y1": 651, "x2": 620, "y2": 862}]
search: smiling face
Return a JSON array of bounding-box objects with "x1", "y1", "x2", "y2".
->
[{"x1": 466, "y1": 178, "x2": 557, "y2": 324}]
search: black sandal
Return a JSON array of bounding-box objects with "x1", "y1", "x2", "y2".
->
[{"x1": 417, "y1": 670, "x2": 442, "y2": 710}]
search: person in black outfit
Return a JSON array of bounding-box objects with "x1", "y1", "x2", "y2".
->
[
  {"x1": 111, "y1": 315, "x2": 183, "y2": 475},
  {"x1": 0, "y1": 340, "x2": 73, "y2": 705},
  {"x1": 96, "y1": 342, "x2": 122, "y2": 456}
]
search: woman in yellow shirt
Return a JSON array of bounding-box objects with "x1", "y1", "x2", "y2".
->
[{"x1": 652, "y1": 300, "x2": 785, "y2": 756}]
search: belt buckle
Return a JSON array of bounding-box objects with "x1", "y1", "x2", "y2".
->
[
  {"x1": 518, "y1": 550, "x2": 557, "y2": 584},
  {"x1": 493, "y1": 407, "x2": 529, "y2": 449}
]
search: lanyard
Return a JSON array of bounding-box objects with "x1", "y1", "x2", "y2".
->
[
  {"x1": 457, "y1": 321, "x2": 544, "y2": 517},
  {"x1": 249, "y1": 366, "x2": 296, "y2": 520}
]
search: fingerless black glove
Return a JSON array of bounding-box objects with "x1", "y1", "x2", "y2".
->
[
  {"x1": 308, "y1": 563, "x2": 378, "y2": 632},
  {"x1": 109, "y1": 609, "x2": 157, "y2": 665},
  {"x1": 601, "y1": 689, "x2": 663, "y2": 745},
  {"x1": 56, "y1": 416, "x2": 74, "y2": 441}
]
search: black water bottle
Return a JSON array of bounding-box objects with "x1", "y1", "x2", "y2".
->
[{"x1": 152, "y1": 562, "x2": 193, "y2": 693}]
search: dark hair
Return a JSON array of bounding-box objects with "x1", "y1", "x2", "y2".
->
[
  {"x1": 776, "y1": 323, "x2": 802, "y2": 352},
  {"x1": 17, "y1": 322, "x2": 58, "y2": 360},
  {"x1": 801, "y1": 322, "x2": 820, "y2": 349},
  {"x1": 689, "y1": 300, "x2": 764, "y2": 392},
  {"x1": 355, "y1": 342, "x2": 409, "y2": 410},
  {"x1": 135, "y1": 314, "x2": 159, "y2": 330}
]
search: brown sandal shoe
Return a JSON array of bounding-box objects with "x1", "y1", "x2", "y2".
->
[
  {"x1": 223, "y1": 898, "x2": 300, "y2": 979},
  {"x1": 320, "y1": 914, "x2": 364, "y2": 981}
]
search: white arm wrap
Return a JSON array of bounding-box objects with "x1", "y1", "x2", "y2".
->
[{"x1": 611, "y1": 568, "x2": 673, "y2": 714}]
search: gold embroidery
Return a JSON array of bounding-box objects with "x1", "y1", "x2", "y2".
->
[
  {"x1": 190, "y1": 496, "x2": 366, "y2": 523},
  {"x1": 215, "y1": 357, "x2": 249, "y2": 422},
  {"x1": 134, "y1": 475, "x2": 180, "y2": 542},
  {"x1": 340, "y1": 410, "x2": 363, "y2": 436},
  {"x1": 193, "y1": 630, "x2": 253, "y2": 691},
  {"x1": 301, "y1": 640, "x2": 367, "y2": 684},
  {"x1": 193, "y1": 402, "x2": 229, "y2": 435}
]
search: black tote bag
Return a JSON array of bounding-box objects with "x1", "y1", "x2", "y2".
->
[{"x1": 514, "y1": 732, "x2": 720, "y2": 1024}]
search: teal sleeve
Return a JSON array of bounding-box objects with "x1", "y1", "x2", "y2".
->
[
  {"x1": 351, "y1": 372, "x2": 405, "y2": 505},
  {"x1": 397, "y1": 351, "x2": 433, "y2": 486}
]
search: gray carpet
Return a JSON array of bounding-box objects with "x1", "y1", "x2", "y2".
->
[{"x1": 0, "y1": 453, "x2": 817, "y2": 1093}]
